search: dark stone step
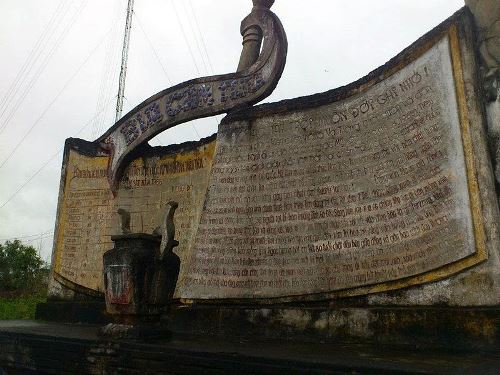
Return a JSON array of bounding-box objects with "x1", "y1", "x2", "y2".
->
[{"x1": 1, "y1": 320, "x2": 500, "y2": 374}]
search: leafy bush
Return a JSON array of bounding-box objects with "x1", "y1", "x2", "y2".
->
[
  {"x1": 0, "y1": 240, "x2": 46, "y2": 292},
  {"x1": 0, "y1": 240, "x2": 48, "y2": 319}
]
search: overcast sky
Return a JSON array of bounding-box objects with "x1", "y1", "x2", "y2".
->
[{"x1": 0, "y1": 0, "x2": 464, "y2": 262}]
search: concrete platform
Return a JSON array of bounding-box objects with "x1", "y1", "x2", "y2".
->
[{"x1": 1, "y1": 320, "x2": 500, "y2": 374}]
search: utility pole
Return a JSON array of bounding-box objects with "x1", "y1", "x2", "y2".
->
[{"x1": 115, "y1": 0, "x2": 134, "y2": 123}]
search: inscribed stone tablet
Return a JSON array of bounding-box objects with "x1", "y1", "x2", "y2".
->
[
  {"x1": 179, "y1": 27, "x2": 487, "y2": 300},
  {"x1": 52, "y1": 138, "x2": 215, "y2": 294}
]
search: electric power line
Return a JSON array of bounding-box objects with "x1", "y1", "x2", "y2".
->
[
  {"x1": 134, "y1": 9, "x2": 201, "y2": 139},
  {"x1": 133, "y1": 12, "x2": 173, "y2": 85},
  {"x1": 0, "y1": 1, "x2": 88, "y2": 134},
  {"x1": 133, "y1": 12, "x2": 183, "y2": 141},
  {"x1": 92, "y1": 1, "x2": 123, "y2": 138},
  {"x1": 172, "y1": 0, "x2": 220, "y2": 131},
  {"x1": 0, "y1": 1, "x2": 219, "y2": 211},
  {"x1": 187, "y1": 0, "x2": 216, "y2": 75},
  {"x1": 0, "y1": 230, "x2": 52, "y2": 242},
  {"x1": 0, "y1": 95, "x2": 115, "y2": 210},
  {"x1": 95, "y1": 40, "x2": 124, "y2": 137},
  {"x1": 170, "y1": 0, "x2": 201, "y2": 76},
  {"x1": 0, "y1": 0, "x2": 71, "y2": 133},
  {"x1": 0, "y1": 20, "x2": 115, "y2": 171},
  {"x1": 184, "y1": 0, "x2": 221, "y2": 124},
  {"x1": 0, "y1": 0, "x2": 67, "y2": 127},
  {"x1": 181, "y1": 1, "x2": 209, "y2": 74}
]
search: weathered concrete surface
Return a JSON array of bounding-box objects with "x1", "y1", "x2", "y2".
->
[
  {"x1": 465, "y1": 1, "x2": 500, "y2": 199},
  {"x1": 1, "y1": 320, "x2": 500, "y2": 374},
  {"x1": 166, "y1": 305, "x2": 500, "y2": 352},
  {"x1": 465, "y1": 0, "x2": 500, "y2": 70}
]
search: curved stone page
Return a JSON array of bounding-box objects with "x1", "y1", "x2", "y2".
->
[
  {"x1": 179, "y1": 21, "x2": 487, "y2": 300},
  {"x1": 51, "y1": 137, "x2": 215, "y2": 295}
]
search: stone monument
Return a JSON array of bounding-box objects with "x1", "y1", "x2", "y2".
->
[{"x1": 3, "y1": 1, "x2": 498, "y2": 373}]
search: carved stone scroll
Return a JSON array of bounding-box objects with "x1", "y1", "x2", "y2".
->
[
  {"x1": 97, "y1": 0, "x2": 287, "y2": 193},
  {"x1": 178, "y1": 10, "x2": 495, "y2": 302}
]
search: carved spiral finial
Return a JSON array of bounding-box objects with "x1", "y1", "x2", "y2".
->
[{"x1": 253, "y1": 0, "x2": 274, "y2": 9}]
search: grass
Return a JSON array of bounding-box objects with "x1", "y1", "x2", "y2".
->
[{"x1": 0, "y1": 293, "x2": 46, "y2": 320}]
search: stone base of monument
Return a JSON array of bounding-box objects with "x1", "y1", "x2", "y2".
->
[
  {"x1": 33, "y1": 304, "x2": 500, "y2": 352},
  {"x1": 99, "y1": 322, "x2": 172, "y2": 340},
  {"x1": 1, "y1": 319, "x2": 500, "y2": 374},
  {"x1": 165, "y1": 305, "x2": 500, "y2": 352},
  {"x1": 36, "y1": 300, "x2": 110, "y2": 324}
]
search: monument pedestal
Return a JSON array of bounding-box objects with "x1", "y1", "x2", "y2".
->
[
  {"x1": 99, "y1": 322, "x2": 172, "y2": 340},
  {"x1": 34, "y1": 302, "x2": 500, "y2": 352},
  {"x1": 167, "y1": 305, "x2": 500, "y2": 352},
  {"x1": 35, "y1": 300, "x2": 109, "y2": 324},
  {"x1": 1, "y1": 320, "x2": 500, "y2": 375}
]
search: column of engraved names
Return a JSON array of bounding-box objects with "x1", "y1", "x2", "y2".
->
[
  {"x1": 190, "y1": 62, "x2": 466, "y2": 295},
  {"x1": 60, "y1": 189, "x2": 112, "y2": 286}
]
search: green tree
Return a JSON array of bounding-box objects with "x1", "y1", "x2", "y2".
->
[{"x1": 0, "y1": 240, "x2": 45, "y2": 292}]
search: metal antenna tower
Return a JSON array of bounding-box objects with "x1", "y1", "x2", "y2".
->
[{"x1": 115, "y1": 0, "x2": 134, "y2": 123}]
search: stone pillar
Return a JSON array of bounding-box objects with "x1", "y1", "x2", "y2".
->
[
  {"x1": 465, "y1": 0, "x2": 500, "y2": 194},
  {"x1": 236, "y1": 0, "x2": 274, "y2": 72},
  {"x1": 237, "y1": 25, "x2": 263, "y2": 72}
]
